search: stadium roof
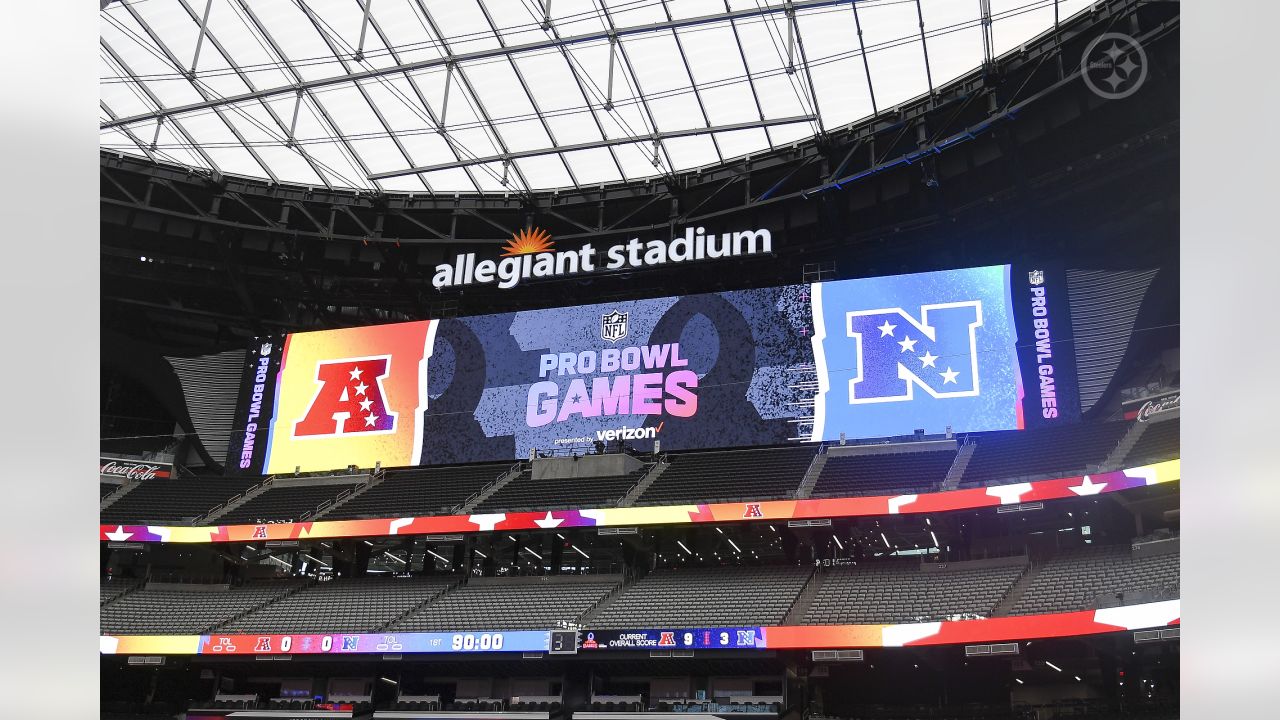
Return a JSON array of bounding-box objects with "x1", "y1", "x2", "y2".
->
[{"x1": 100, "y1": 0, "x2": 1089, "y2": 194}]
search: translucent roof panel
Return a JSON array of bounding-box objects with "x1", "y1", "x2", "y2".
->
[{"x1": 100, "y1": 0, "x2": 1091, "y2": 193}]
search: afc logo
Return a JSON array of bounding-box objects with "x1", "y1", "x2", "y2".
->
[
  {"x1": 657, "y1": 632, "x2": 676, "y2": 647},
  {"x1": 294, "y1": 357, "x2": 397, "y2": 437},
  {"x1": 842, "y1": 302, "x2": 983, "y2": 403},
  {"x1": 252, "y1": 525, "x2": 268, "y2": 539},
  {"x1": 743, "y1": 503, "x2": 763, "y2": 518},
  {"x1": 600, "y1": 310, "x2": 629, "y2": 343}
]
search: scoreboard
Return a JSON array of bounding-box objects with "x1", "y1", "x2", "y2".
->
[{"x1": 195, "y1": 630, "x2": 549, "y2": 655}]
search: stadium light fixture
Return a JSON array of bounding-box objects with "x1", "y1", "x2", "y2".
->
[
  {"x1": 1045, "y1": 661, "x2": 1063, "y2": 672},
  {"x1": 571, "y1": 545, "x2": 590, "y2": 559},
  {"x1": 363, "y1": 540, "x2": 374, "y2": 546},
  {"x1": 728, "y1": 539, "x2": 742, "y2": 554},
  {"x1": 383, "y1": 552, "x2": 406, "y2": 564},
  {"x1": 880, "y1": 532, "x2": 891, "y2": 548},
  {"x1": 926, "y1": 518, "x2": 931, "y2": 526},
  {"x1": 244, "y1": 546, "x2": 255, "y2": 551},
  {"x1": 474, "y1": 550, "x2": 488, "y2": 558},
  {"x1": 832, "y1": 535, "x2": 844, "y2": 551},
  {"x1": 1074, "y1": 676, "x2": 1082, "y2": 682},
  {"x1": 930, "y1": 531, "x2": 939, "y2": 548},
  {"x1": 1015, "y1": 679, "x2": 1024, "y2": 685},
  {"x1": 716, "y1": 527, "x2": 724, "y2": 534},
  {"x1": 522, "y1": 547, "x2": 544, "y2": 560},
  {"x1": 677, "y1": 540, "x2": 693, "y2": 555},
  {"x1": 380, "y1": 677, "x2": 399, "y2": 685},
  {"x1": 302, "y1": 553, "x2": 330, "y2": 568},
  {"x1": 426, "y1": 549, "x2": 450, "y2": 564}
]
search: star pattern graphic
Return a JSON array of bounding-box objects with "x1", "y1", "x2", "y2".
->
[
  {"x1": 919, "y1": 351, "x2": 938, "y2": 368},
  {"x1": 877, "y1": 320, "x2": 897, "y2": 337},
  {"x1": 898, "y1": 336, "x2": 917, "y2": 353},
  {"x1": 940, "y1": 367, "x2": 960, "y2": 384},
  {"x1": 345, "y1": 366, "x2": 382, "y2": 430}
]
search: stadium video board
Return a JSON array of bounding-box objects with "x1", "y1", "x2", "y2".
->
[{"x1": 229, "y1": 264, "x2": 1077, "y2": 473}]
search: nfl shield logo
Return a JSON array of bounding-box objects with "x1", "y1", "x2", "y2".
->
[
  {"x1": 259, "y1": 342, "x2": 273, "y2": 356},
  {"x1": 1027, "y1": 270, "x2": 1045, "y2": 286},
  {"x1": 601, "y1": 310, "x2": 629, "y2": 343}
]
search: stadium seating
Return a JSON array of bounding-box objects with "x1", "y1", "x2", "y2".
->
[
  {"x1": 1124, "y1": 417, "x2": 1180, "y2": 465},
  {"x1": 100, "y1": 577, "x2": 139, "y2": 606},
  {"x1": 592, "y1": 566, "x2": 812, "y2": 628},
  {"x1": 101, "y1": 579, "x2": 308, "y2": 634},
  {"x1": 1010, "y1": 544, "x2": 1179, "y2": 616},
  {"x1": 390, "y1": 575, "x2": 621, "y2": 631},
  {"x1": 325, "y1": 463, "x2": 514, "y2": 519},
  {"x1": 810, "y1": 450, "x2": 955, "y2": 498},
  {"x1": 635, "y1": 446, "x2": 816, "y2": 505},
  {"x1": 803, "y1": 559, "x2": 1026, "y2": 624},
  {"x1": 220, "y1": 576, "x2": 456, "y2": 633},
  {"x1": 215, "y1": 482, "x2": 365, "y2": 525},
  {"x1": 101, "y1": 482, "x2": 120, "y2": 499},
  {"x1": 100, "y1": 476, "x2": 260, "y2": 524},
  {"x1": 472, "y1": 468, "x2": 647, "y2": 512},
  {"x1": 959, "y1": 422, "x2": 1130, "y2": 487}
]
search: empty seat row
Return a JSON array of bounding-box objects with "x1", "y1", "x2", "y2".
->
[
  {"x1": 1011, "y1": 544, "x2": 1179, "y2": 616},
  {"x1": 811, "y1": 450, "x2": 955, "y2": 498},
  {"x1": 100, "y1": 476, "x2": 260, "y2": 524},
  {"x1": 593, "y1": 565, "x2": 812, "y2": 628},
  {"x1": 960, "y1": 422, "x2": 1129, "y2": 486},
  {"x1": 221, "y1": 576, "x2": 456, "y2": 633},
  {"x1": 214, "y1": 482, "x2": 365, "y2": 525},
  {"x1": 327, "y1": 462, "x2": 514, "y2": 519},
  {"x1": 1123, "y1": 417, "x2": 1179, "y2": 465},
  {"x1": 100, "y1": 579, "x2": 307, "y2": 634},
  {"x1": 472, "y1": 468, "x2": 647, "y2": 513},
  {"x1": 804, "y1": 560, "x2": 1026, "y2": 624},
  {"x1": 391, "y1": 576, "x2": 621, "y2": 631},
  {"x1": 636, "y1": 446, "x2": 816, "y2": 505}
]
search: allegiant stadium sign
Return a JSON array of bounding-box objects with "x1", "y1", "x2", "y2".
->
[{"x1": 431, "y1": 226, "x2": 774, "y2": 290}]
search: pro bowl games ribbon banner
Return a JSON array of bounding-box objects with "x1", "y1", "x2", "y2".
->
[
  {"x1": 228, "y1": 264, "x2": 1081, "y2": 474},
  {"x1": 101, "y1": 601, "x2": 1178, "y2": 655},
  {"x1": 98, "y1": 459, "x2": 1178, "y2": 544}
]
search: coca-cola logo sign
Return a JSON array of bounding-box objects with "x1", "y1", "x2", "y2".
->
[
  {"x1": 1123, "y1": 391, "x2": 1180, "y2": 422},
  {"x1": 99, "y1": 458, "x2": 171, "y2": 481}
]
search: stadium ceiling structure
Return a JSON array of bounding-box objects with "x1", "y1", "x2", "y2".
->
[{"x1": 100, "y1": 0, "x2": 1092, "y2": 195}]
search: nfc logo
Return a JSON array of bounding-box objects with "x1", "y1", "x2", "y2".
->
[{"x1": 843, "y1": 302, "x2": 984, "y2": 404}]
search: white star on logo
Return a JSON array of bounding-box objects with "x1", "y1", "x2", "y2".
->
[
  {"x1": 940, "y1": 367, "x2": 959, "y2": 384},
  {"x1": 353, "y1": 381, "x2": 368, "y2": 396},
  {"x1": 898, "y1": 336, "x2": 917, "y2": 353},
  {"x1": 364, "y1": 414, "x2": 379, "y2": 427},
  {"x1": 105, "y1": 526, "x2": 132, "y2": 542},
  {"x1": 534, "y1": 511, "x2": 564, "y2": 529},
  {"x1": 1069, "y1": 476, "x2": 1108, "y2": 496},
  {"x1": 348, "y1": 366, "x2": 363, "y2": 381},
  {"x1": 919, "y1": 351, "x2": 938, "y2": 368},
  {"x1": 359, "y1": 398, "x2": 373, "y2": 412},
  {"x1": 877, "y1": 320, "x2": 897, "y2": 337}
]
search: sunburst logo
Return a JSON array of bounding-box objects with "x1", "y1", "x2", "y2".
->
[{"x1": 501, "y1": 226, "x2": 554, "y2": 257}]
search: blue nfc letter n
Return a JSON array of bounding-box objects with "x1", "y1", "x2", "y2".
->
[{"x1": 844, "y1": 302, "x2": 983, "y2": 403}]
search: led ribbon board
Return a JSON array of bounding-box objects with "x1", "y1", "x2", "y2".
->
[
  {"x1": 101, "y1": 601, "x2": 1178, "y2": 655},
  {"x1": 99, "y1": 459, "x2": 1178, "y2": 544},
  {"x1": 101, "y1": 630, "x2": 549, "y2": 656},
  {"x1": 228, "y1": 264, "x2": 1079, "y2": 474}
]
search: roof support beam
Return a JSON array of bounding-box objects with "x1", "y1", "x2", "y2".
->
[
  {"x1": 100, "y1": 0, "x2": 851, "y2": 130},
  {"x1": 367, "y1": 115, "x2": 815, "y2": 179}
]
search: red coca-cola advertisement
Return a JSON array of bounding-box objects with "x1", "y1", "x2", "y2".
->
[{"x1": 99, "y1": 457, "x2": 172, "y2": 482}]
